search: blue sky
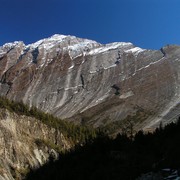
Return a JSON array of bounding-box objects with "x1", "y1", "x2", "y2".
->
[{"x1": 1, "y1": 0, "x2": 180, "y2": 49}]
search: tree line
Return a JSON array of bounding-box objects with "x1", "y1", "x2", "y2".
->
[{"x1": 0, "y1": 96, "x2": 97, "y2": 144}]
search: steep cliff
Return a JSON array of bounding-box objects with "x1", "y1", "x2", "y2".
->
[
  {"x1": 0, "y1": 35, "x2": 180, "y2": 130},
  {"x1": 0, "y1": 108, "x2": 71, "y2": 180}
]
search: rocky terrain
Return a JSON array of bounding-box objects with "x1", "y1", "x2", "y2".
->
[
  {"x1": 0, "y1": 108, "x2": 70, "y2": 180},
  {"x1": 0, "y1": 34, "x2": 180, "y2": 131},
  {"x1": 1, "y1": 35, "x2": 180, "y2": 179}
]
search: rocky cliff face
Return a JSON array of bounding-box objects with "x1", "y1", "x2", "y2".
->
[
  {"x1": 0, "y1": 34, "x2": 180, "y2": 130},
  {"x1": 0, "y1": 108, "x2": 70, "y2": 180}
]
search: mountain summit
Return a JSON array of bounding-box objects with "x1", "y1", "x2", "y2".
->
[{"x1": 0, "y1": 34, "x2": 180, "y2": 131}]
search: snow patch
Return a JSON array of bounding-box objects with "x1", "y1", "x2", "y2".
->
[
  {"x1": 68, "y1": 40, "x2": 99, "y2": 60},
  {"x1": 87, "y1": 42, "x2": 133, "y2": 55},
  {"x1": 125, "y1": 47, "x2": 145, "y2": 56},
  {"x1": 68, "y1": 63, "x2": 74, "y2": 70},
  {"x1": 104, "y1": 64, "x2": 117, "y2": 70}
]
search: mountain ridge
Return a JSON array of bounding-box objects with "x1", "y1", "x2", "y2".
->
[{"x1": 0, "y1": 34, "x2": 180, "y2": 132}]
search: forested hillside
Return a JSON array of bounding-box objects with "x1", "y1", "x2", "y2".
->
[{"x1": 26, "y1": 119, "x2": 180, "y2": 180}]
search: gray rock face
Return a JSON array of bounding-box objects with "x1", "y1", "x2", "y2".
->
[
  {"x1": 0, "y1": 34, "x2": 180, "y2": 130},
  {"x1": 0, "y1": 108, "x2": 70, "y2": 180}
]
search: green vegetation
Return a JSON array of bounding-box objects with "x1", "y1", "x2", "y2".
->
[
  {"x1": 101, "y1": 109, "x2": 152, "y2": 136},
  {"x1": 0, "y1": 96, "x2": 97, "y2": 144},
  {"x1": 26, "y1": 119, "x2": 180, "y2": 180}
]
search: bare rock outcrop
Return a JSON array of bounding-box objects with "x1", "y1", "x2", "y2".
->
[{"x1": 0, "y1": 109, "x2": 70, "y2": 180}]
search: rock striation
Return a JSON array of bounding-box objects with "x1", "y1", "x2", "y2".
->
[{"x1": 0, "y1": 35, "x2": 180, "y2": 130}]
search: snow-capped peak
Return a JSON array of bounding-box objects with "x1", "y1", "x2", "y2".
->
[
  {"x1": 49, "y1": 34, "x2": 67, "y2": 41},
  {"x1": 25, "y1": 34, "x2": 101, "y2": 60},
  {"x1": 26, "y1": 34, "x2": 68, "y2": 50}
]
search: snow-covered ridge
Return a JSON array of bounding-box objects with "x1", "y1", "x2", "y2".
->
[
  {"x1": 125, "y1": 47, "x2": 145, "y2": 56},
  {"x1": 26, "y1": 34, "x2": 67, "y2": 49},
  {"x1": 87, "y1": 42, "x2": 133, "y2": 55},
  {"x1": 26, "y1": 34, "x2": 100, "y2": 51},
  {"x1": 0, "y1": 34, "x2": 146, "y2": 61},
  {"x1": 25, "y1": 34, "x2": 102, "y2": 61},
  {"x1": 0, "y1": 41, "x2": 25, "y2": 52},
  {"x1": 68, "y1": 40, "x2": 100, "y2": 60}
]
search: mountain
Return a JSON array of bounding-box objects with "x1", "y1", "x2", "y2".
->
[{"x1": 0, "y1": 34, "x2": 180, "y2": 132}]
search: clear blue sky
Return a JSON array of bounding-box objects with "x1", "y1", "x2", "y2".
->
[{"x1": 1, "y1": 0, "x2": 180, "y2": 49}]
